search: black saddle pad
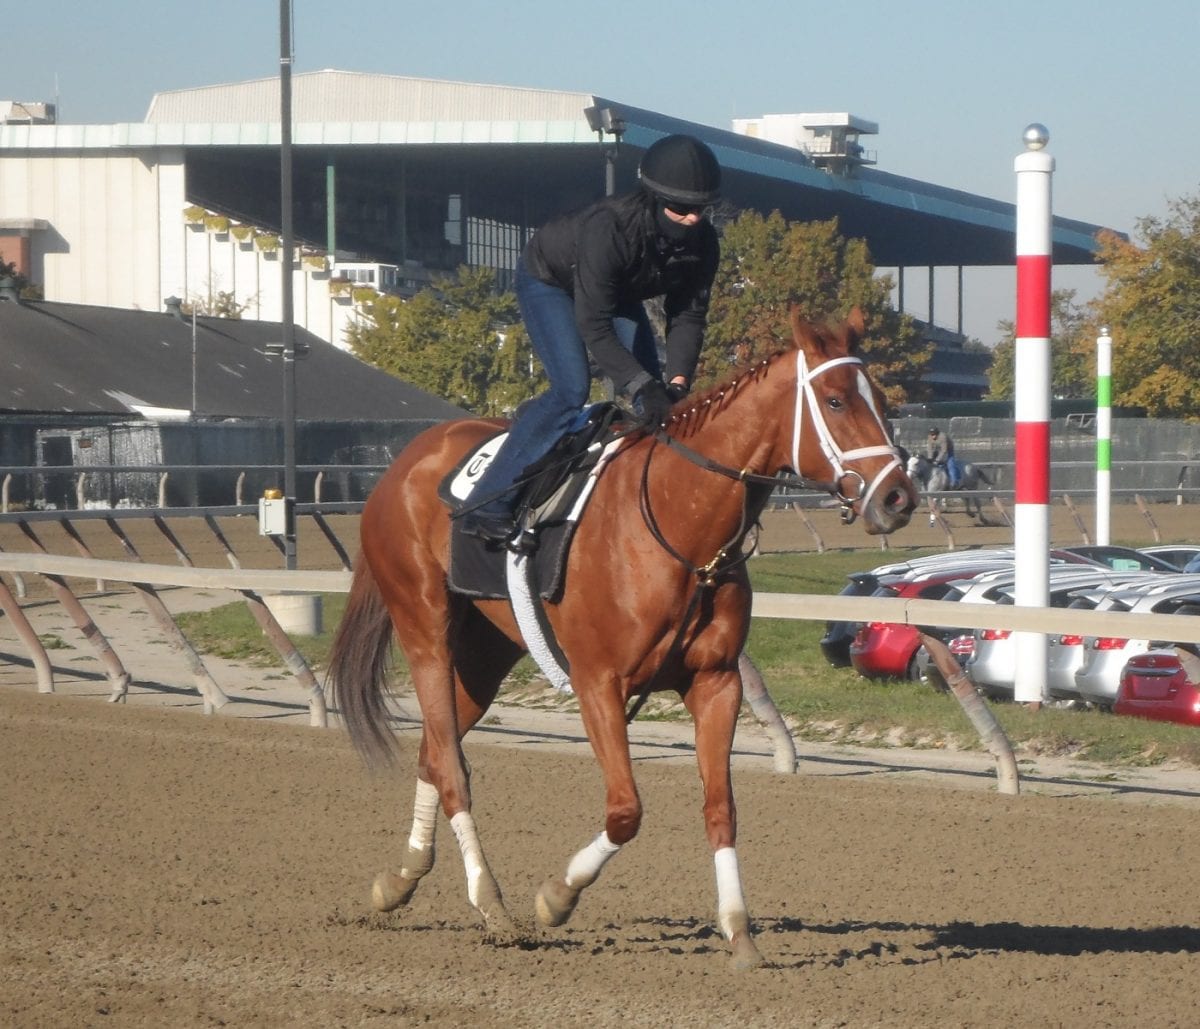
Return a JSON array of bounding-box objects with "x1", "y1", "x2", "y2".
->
[{"x1": 439, "y1": 404, "x2": 626, "y2": 600}]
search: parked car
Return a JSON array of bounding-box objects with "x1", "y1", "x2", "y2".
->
[
  {"x1": 819, "y1": 550, "x2": 1016, "y2": 666},
  {"x1": 967, "y1": 569, "x2": 1162, "y2": 699},
  {"x1": 1056, "y1": 544, "x2": 1183, "y2": 573},
  {"x1": 848, "y1": 562, "x2": 1013, "y2": 680},
  {"x1": 1140, "y1": 544, "x2": 1200, "y2": 571},
  {"x1": 1075, "y1": 587, "x2": 1200, "y2": 708},
  {"x1": 1114, "y1": 647, "x2": 1200, "y2": 727}
]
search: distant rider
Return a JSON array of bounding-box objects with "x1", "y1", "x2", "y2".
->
[{"x1": 925, "y1": 426, "x2": 961, "y2": 487}]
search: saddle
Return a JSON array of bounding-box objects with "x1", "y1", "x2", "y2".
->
[{"x1": 439, "y1": 403, "x2": 628, "y2": 600}]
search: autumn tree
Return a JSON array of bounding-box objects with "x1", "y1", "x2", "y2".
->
[
  {"x1": 701, "y1": 210, "x2": 930, "y2": 409},
  {"x1": 1088, "y1": 192, "x2": 1200, "y2": 420},
  {"x1": 347, "y1": 266, "x2": 542, "y2": 416},
  {"x1": 986, "y1": 289, "x2": 1092, "y2": 400}
]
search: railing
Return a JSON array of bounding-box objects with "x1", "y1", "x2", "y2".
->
[
  {"x1": 0, "y1": 464, "x2": 390, "y2": 512},
  {"x1": 0, "y1": 505, "x2": 358, "y2": 727}
]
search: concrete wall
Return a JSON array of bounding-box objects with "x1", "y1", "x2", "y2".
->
[{"x1": 1, "y1": 148, "x2": 362, "y2": 348}]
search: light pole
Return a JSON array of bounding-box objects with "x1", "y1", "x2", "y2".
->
[
  {"x1": 279, "y1": 0, "x2": 297, "y2": 570},
  {"x1": 583, "y1": 106, "x2": 626, "y2": 403},
  {"x1": 584, "y1": 105, "x2": 626, "y2": 196}
]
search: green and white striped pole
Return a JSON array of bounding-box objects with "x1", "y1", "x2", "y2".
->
[{"x1": 1096, "y1": 327, "x2": 1112, "y2": 545}]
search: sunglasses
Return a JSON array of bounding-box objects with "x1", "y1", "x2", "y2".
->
[{"x1": 665, "y1": 201, "x2": 708, "y2": 218}]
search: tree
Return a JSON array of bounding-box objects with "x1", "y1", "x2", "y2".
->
[
  {"x1": 986, "y1": 289, "x2": 1091, "y2": 400},
  {"x1": 701, "y1": 210, "x2": 929, "y2": 409},
  {"x1": 0, "y1": 258, "x2": 42, "y2": 299},
  {"x1": 347, "y1": 266, "x2": 543, "y2": 416},
  {"x1": 1088, "y1": 192, "x2": 1200, "y2": 420}
]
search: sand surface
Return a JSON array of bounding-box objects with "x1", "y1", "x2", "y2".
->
[{"x1": 4, "y1": 501, "x2": 1200, "y2": 1026}]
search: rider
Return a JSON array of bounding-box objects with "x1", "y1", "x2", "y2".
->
[
  {"x1": 459, "y1": 134, "x2": 722, "y2": 543},
  {"x1": 925, "y1": 426, "x2": 961, "y2": 487}
]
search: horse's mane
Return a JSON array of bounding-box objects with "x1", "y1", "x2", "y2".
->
[{"x1": 668, "y1": 346, "x2": 791, "y2": 438}]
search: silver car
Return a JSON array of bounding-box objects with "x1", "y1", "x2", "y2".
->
[
  {"x1": 967, "y1": 569, "x2": 1163, "y2": 699},
  {"x1": 1074, "y1": 581, "x2": 1200, "y2": 708}
]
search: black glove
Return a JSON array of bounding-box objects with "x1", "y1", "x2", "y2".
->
[
  {"x1": 665, "y1": 381, "x2": 690, "y2": 403},
  {"x1": 633, "y1": 379, "x2": 674, "y2": 427}
]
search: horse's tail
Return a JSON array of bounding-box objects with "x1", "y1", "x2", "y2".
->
[
  {"x1": 327, "y1": 552, "x2": 399, "y2": 770},
  {"x1": 975, "y1": 464, "x2": 994, "y2": 486}
]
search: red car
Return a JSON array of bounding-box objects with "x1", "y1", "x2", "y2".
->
[
  {"x1": 1114, "y1": 648, "x2": 1200, "y2": 727},
  {"x1": 849, "y1": 568, "x2": 992, "y2": 681}
]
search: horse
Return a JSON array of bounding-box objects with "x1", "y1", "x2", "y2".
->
[
  {"x1": 906, "y1": 452, "x2": 993, "y2": 520},
  {"x1": 326, "y1": 306, "x2": 919, "y2": 969}
]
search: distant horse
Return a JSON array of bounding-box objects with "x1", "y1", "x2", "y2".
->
[
  {"x1": 907, "y1": 453, "x2": 993, "y2": 519},
  {"x1": 326, "y1": 307, "x2": 918, "y2": 969}
]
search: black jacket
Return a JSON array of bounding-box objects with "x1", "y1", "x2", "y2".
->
[{"x1": 523, "y1": 191, "x2": 719, "y2": 394}]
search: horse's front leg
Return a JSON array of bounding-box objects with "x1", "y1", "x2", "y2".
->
[
  {"x1": 535, "y1": 680, "x2": 639, "y2": 928},
  {"x1": 686, "y1": 667, "x2": 764, "y2": 971}
]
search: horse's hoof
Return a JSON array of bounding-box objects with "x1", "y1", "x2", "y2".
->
[
  {"x1": 534, "y1": 877, "x2": 580, "y2": 927},
  {"x1": 371, "y1": 871, "x2": 419, "y2": 912},
  {"x1": 479, "y1": 901, "x2": 521, "y2": 945},
  {"x1": 729, "y1": 930, "x2": 765, "y2": 971}
]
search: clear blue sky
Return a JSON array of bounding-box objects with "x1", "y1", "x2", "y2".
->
[{"x1": 5, "y1": 0, "x2": 1197, "y2": 345}]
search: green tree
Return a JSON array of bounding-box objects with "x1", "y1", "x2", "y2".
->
[
  {"x1": 1089, "y1": 192, "x2": 1200, "y2": 420},
  {"x1": 0, "y1": 258, "x2": 42, "y2": 299},
  {"x1": 702, "y1": 210, "x2": 929, "y2": 408},
  {"x1": 986, "y1": 289, "x2": 1091, "y2": 400},
  {"x1": 347, "y1": 266, "x2": 542, "y2": 415}
]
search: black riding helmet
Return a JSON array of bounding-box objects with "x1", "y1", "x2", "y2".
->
[{"x1": 638, "y1": 135, "x2": 721, "y2": 207}]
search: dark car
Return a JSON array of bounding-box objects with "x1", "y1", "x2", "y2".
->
[{"x1": 1057, "y1": 545, "x2": 1182, "y2": 573}]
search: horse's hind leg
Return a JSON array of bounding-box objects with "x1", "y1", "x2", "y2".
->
[
  {"x1": 371, "y1": 777, "x2": 439, "y2": 912},
  {"x1": 374, "y1": 602, "x2": 523, "y2": 938}
]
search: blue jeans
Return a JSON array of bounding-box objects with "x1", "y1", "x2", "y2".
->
[{"x1": 468, "y1": 259, "x2": 660, "y2": 515}]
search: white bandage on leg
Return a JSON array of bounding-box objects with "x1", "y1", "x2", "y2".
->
[
  {"x1": 407, "y1": 779, "x2": 439, "y2": 852},
  {"x1": 564, "y1": 831, "x2": 622, "y2": 890},
  {"x1": 450, "y1": 811, "x2": 485, "y2": 908},
  {"x1": 714, "y1": 847, "x2": 747, "y2": 941}
]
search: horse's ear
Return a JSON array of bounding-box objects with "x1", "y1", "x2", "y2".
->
[
  {"x1": 789, "y1": 304, "x2": 821, "y2": 352},
  {"x1": 847, "y1": 306, "x2": 866, "y2": 337}
]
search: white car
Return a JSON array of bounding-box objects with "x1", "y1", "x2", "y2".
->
[
  {"x1": 1074, "y1": 580, "x2": 1200, "y2": 708},
  {"x1": 967, "y1": 570, "x2": 1162, "y2": 699}
]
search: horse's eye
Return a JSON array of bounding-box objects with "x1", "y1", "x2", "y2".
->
[{"x1": 827, "y1": 396, "x2": 844, "y2": 411}]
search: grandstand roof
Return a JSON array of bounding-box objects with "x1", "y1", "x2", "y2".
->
[
  {"x1": 2, "y1": 71, "x2": 1117, "y2": 268},
  {"x1": 0, "y1": 297, "x2": 464, "y2": 421}
]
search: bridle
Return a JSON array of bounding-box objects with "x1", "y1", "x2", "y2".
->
[
  {"x1": 789, "y1": 349, "x2": 902, "y2": 522},
  {"x1": 648, "y1": 348, "x2": 903, "y2": 527},
  {"x1": 624, "y1": 347, "x2": 903, "y2": 723}
]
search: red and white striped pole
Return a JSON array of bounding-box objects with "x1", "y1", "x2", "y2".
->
[{"x1": 1013, "y1": 123, "x2": 1053, "y2": 706}]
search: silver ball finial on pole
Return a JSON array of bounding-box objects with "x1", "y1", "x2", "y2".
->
[{"x1": 1022, "y1": 123, "x2": 1050, "y2": 151}]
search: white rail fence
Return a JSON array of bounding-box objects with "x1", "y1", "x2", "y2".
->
[{"x1": 4, "y1": 550, "x2": 1200, "y2": 769}]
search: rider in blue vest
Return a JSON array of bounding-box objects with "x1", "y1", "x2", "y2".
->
[{"x1": 459, "y1": 134, "x2": 722, "y2": 543}]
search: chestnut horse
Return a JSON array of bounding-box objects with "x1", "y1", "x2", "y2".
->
[{"x1": 327, "y1": 307, "x2": 917, "y2": 969}]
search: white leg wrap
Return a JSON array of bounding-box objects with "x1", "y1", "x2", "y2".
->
[
  {"x1": 450, "y1": 811, "x2": 485, "y2": 909},
  {"x1": 714, "y1": 847, "x2": 747, "y2": 941},
  {"x1": 401, "y1": 779, "x2": 439, "y2": 876},
  {"x1": 565, "y1": 831, "x2": 622, "y2": 890}
]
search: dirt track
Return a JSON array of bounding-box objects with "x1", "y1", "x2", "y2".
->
[
  {"x1": 5, "y1": 501, "x2": 1200, "y2": 1026},
  {"x1": 4, "y1": 678, "x2": 1200, "y2": 1027}
]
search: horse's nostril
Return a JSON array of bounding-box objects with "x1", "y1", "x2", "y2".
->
[{"x1": 885, "y1": 488, "x2": 915, "y2": 515}]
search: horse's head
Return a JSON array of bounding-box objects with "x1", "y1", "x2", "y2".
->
[{"x1": 787, "y1": 306, "x2": 918, "y2": 534}]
